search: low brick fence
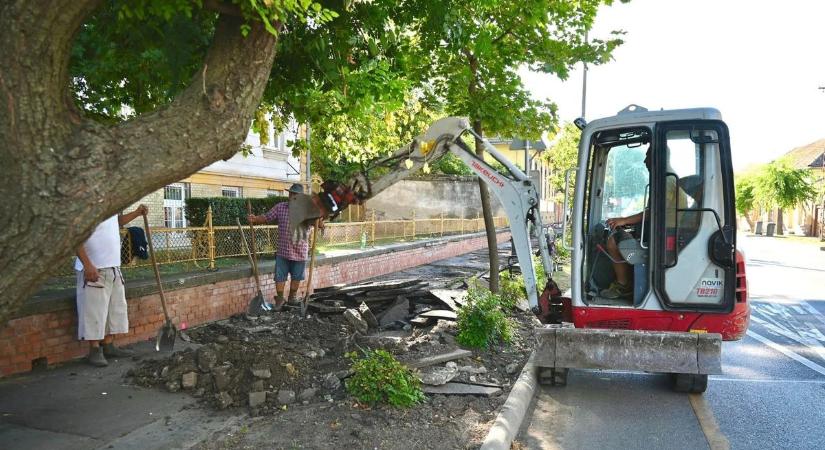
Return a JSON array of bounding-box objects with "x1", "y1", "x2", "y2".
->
[{"x1": 0, "y1": 231, "x2": 510, "y2": 377}]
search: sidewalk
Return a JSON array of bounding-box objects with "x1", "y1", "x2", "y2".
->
[{"x1": 0, "y1": 339, "x2": 241, "y2": 450}]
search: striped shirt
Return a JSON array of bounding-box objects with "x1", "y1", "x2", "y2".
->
[{"x1": 264, "y1": 202, "x2": 308, "y2": 261}]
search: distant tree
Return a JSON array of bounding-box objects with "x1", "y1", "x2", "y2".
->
[
  {"x1": 734, "y1": 171, "x2": 759, "y2": 231},
  {"x1": 754, "y1": 158, "x2": 816, "y2": 235},
  {"x1": 404, "y1": 0, "x2": 624, "y2": 292},
  {"x1": 541, "y1": 122, "x2": 581, "y2": 204}
]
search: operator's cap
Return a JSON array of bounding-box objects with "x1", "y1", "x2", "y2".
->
[{"x1": 288, "y1": 183, "x2": 304, "y2": 194}]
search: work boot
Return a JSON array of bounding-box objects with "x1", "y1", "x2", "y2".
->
[
  {"x1": 103, "y1": 343, "x2": 135, "y2": 358},
  {"x1": 600, "y1": 282, "x2": 632, "y2": 299},
  {"x1": 286, "y1": 295, "x2": 300, "y2": 307},
  {"x1": 272, "y1": 294, "x2": 286, "y2": 312},
  {"x1": 87, "y1": 346, "x2": 108, "y2": 367}
]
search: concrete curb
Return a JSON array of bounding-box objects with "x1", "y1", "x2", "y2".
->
[{"x1": 479, "y1": 351, "x2": 539, "y2": 450}]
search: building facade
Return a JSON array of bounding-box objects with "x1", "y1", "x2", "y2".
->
[{"x1": 130, "y1": 119, "x2": 306, "y2": 228}]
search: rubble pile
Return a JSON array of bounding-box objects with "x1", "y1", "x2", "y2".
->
[{"x1": 129, "y1": 310, "x2": 354, "y2": 414}]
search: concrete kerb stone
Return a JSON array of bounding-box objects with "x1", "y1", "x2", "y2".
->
[{"x1": 479, "y1": 351, "x2": 539, "y2": 450}]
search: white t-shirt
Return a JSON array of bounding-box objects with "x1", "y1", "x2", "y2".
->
[{"x1": 74, "y1": 215, "x2": 122, "y2": 271}]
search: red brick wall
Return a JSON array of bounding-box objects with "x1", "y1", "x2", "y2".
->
[{"x1": 0, "y1": 232, "x2": 509, "y2": 376}]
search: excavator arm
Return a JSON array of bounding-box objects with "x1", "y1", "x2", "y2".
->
[{"x1": 314, "y1": 117, "x2": 557, "y2": 311}]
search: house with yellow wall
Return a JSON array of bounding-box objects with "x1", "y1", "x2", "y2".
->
[{"x1": 131, "y1": 119, "x2": 307, "y2": 229}]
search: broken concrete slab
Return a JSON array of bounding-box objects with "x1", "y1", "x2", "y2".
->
[
  {"x1": 428, "y1": 289, "x2": 467, "y2": 311},
  {"x1": 417, "y1": 310, "x2": 457, "y2": 321},
  {"x1": 458, "y1": 365, "x2": 488, "y2": 375},
  {"x1": 356, "y1": 334, "x2": 408, "y2": 354},
  {"x1": 422, "y1": 382, "x2": 501, "y2": 397},
  {"x1": 323, "y1": 373, "x2": 341, "y2": 390},
  {"x1": 248, "y1": 391, "x2": 266, "y2": 408},
  {"x1": 378, "y1": 296, "x2": 410, "y2": 327},
  {"x1": 251, "y1": 368, "x2": 272, "y2": 379},
  {"x1": 358, "y1": 302, "x2": 379, "y2": 329},
  {"x1": 405, "y1": 349, "x2": 473, "y2": 369},
  {"x1": 276, "y1": 389, "x2": 296, "y2": 405},
  {"x1": 343, "y1": 309, "x2": 369, "y2": 334},
  {"x1": 196, "y1": 346, "x2": 218, "y2": 372},
  {"x1": 419, "y1": 365, "x2": 459, "y2": 385},
  {"x1": 298, "y1": 388, "x2": 318, "y2": 401},
  {"x1": 410, "y1": 316, "x2": 434, "y2": 327},
  {"x1": 181, "y1": 372, "x2": 198, "y2": 389}
]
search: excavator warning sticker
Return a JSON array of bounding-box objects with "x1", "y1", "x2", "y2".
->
[{"x1": 696, "y1": 278, "x2": 723, "y2": 298}]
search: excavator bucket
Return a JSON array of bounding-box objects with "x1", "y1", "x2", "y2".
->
[
  {"x1": 534, "y1": 326, "x2": 722, "y2": 376},
  {"x1": 288, "y1": 193, "x2": 324, "y2": 236}
]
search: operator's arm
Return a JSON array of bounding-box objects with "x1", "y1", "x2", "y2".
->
[
  {"x1": 248, "y1": 203, "x2": 281, "y2": 225},
  {"x1": 606, "y1": 209, "x2": 646, "y2": 229},
  {"x1": 119, "y1": 204, "x2": 148, "y2": 226},
  {"x1": 76, "y1": 245, "x2": 99, "y2": 283}
]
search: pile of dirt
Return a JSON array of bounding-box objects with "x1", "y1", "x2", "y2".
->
[
  {"x1": 128, "y1": 245, "x2": 543, "y2": 448},
  {"x1": 129, "y1": 310, "x2": 355, "y2": 413}
]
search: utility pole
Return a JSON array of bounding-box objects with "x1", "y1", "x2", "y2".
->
[{"x1": 581, "y1": 30, "x2": 589, "y2": 119}]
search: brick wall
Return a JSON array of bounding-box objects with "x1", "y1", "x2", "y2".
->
[{"x1": 0, "y1": 232, "x2": 510, "y2": 377}]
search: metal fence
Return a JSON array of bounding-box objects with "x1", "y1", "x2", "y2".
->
[{"x1": 58, "y1": 208, "x2": 510, "y2": 276}]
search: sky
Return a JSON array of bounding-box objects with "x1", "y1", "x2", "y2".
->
[{"x1": 521, "y1": 0, "x2": 825, "y2": 172}]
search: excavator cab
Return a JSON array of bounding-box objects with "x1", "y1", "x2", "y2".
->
[{"x1": 571, "y1": 106, "x2": 739, "y2": 318}]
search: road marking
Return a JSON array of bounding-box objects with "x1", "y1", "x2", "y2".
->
[
  {"x1": 747, "y1": 330, "x2": 825, "y2": 377},
  {"x1": 709, "y1": 377, "x2": 825, "y2": 384},
  {"x1": 689, "y1": 393, "x2": 730, "y2": 450}
]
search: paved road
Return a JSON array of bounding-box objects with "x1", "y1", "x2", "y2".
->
[{"x1": 521, "y1": 235, "x2": 825, "y2": 450}]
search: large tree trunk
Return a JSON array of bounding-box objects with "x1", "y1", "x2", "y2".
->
[
  {"x1": 0, "y1": 1, "x2": 279, "y2": 323},
  {"x1": 776, "y1": 208, "x2": 784, "y2": 235},
  {"x1": 472, "y1": 120, "x2": 501, "y2": 294}
]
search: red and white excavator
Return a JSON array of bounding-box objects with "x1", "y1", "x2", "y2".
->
[{"x1": 298, "y1": 105, "x2": 749, "y2": 393}]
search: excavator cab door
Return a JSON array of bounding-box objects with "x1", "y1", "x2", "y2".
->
[{"x1": 652, "y1": 121, "x2": 736, "y2": 313}]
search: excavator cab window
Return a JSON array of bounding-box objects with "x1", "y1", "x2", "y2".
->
[{"x1": 581, "y1": 128, "x2": 652, "y2": 307}]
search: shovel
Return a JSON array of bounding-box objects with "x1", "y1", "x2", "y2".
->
[
  {"x1": 142, "y1": 214, "x2": 177, "y2": 352},
  {"x1": 236, "y1": 217, "x2": 268, "y2": 315},
  {"x1": 301, "y1": 218, "x2": 322, "y2": 316}
]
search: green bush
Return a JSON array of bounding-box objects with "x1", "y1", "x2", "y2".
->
[
  {"x1": 345, "y1": 349, "x2": 424, "y2": 407},
  {"x1": 185, "y1": 196, "x2": 288, "y2": 226},
  {"x1": 498, "y1": 255, "x2": 549, "y2": 308},
  {"x1": 456, "y1": 286, "x2": 514, "y2": 349}
]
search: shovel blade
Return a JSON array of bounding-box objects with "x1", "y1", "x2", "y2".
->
[
  {"x1": 247, "y1": 292, "x2": 267, "y2": 316},
  {"x1": 155, "y1": 321, "x2": 177, "y2": 352}
]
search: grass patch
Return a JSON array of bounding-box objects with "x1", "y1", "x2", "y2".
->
[{"x1": 456, "y1": 284, "x2": 514, "y2": 349}]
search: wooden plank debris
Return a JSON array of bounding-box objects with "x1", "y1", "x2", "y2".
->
[{"x1": 422, "y1": 382, "x2": 501, "y2": 397}]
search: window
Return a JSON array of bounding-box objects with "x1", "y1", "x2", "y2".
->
[
  {"x1": 163, "y1": 183, "x2": 188, "y2": 228},
  {"x1": 601, "y1": 144, "x2": 650, "y2": 220},
  {"x1": 221, "y1": 186, "x2": 242, "y2": 198}
]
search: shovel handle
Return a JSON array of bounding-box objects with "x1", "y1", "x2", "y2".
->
[
  {"x1": 246, "y1": 201, "x2": 261, "y2": 278},
  {"x1": 302, "y1": 218, "x2": 321, "y2": 307},
  {"x1": 237, "y1": 218, "x2": 263, "y2": 293},
  {"x1": 142, "y1": 213, "x2": 171, "y2": 321}
]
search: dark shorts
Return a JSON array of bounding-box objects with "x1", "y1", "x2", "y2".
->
[{"x1": 275, "y1": 256, "x2": 306, "y2": 282}]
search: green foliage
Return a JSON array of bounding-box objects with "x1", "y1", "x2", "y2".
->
[
  {"x1": 431, "y1": 153, "x2": 473, "y2": 176},
  {"x1": 541, "y1": 122, "x2": 581, "y2": 202},
  {"x1": 345, "y1": 349, "x2": 424, "y2": 407},
  {"x1": 402, "y1": 0, "x2": 623, "y2": 142},
  {"x1": 753, "y1": 158, "x2": 816, "y2": 211},
  {"x1": 498, "y1": 255, "x2": 549, "y2": 308},
  {"x1": 735, "y1": 171, "x2": 758, "y2": 216},
  {"x1": 456, "y1": 285, "x2": 514, "y2": 349},
  {"x1": 185, "y1": 196, "x2": 288, "y2": 226},
  {"x1": 70, "y1": 0, "x2": 338, "y2": 123}
]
